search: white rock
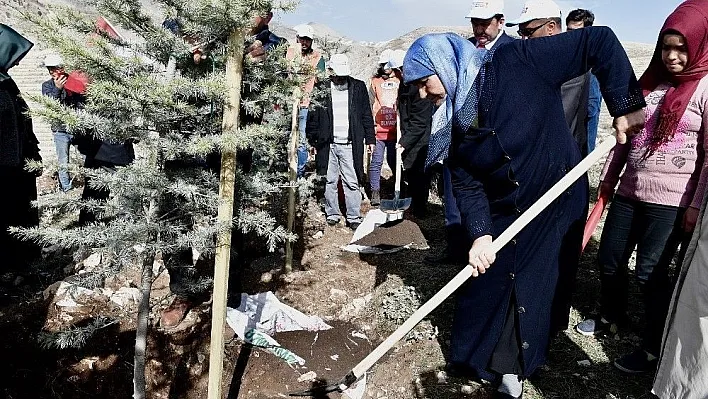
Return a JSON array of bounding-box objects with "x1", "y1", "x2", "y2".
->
[
  {"x1": 330, "y1": 288, "x2": 348, "y2": 302},
  {"x1": 297, "y1": 371, "x2": 318, "y2": 382},
  {"x1": 461, "y1": 385, "x2": 475, "y2": 395},
  {"x1": 436, "y1": 370, "x2": 447, "y2": 384},
  {"x1": 261, "y1": 272, "x2": 273, "y2": 283},
  {"x1": 56, "y1": 298, "x2": 80, "y2": 307},
  {"x1": 110, "y1": 287, "x2": 141, "y2": 307},
  {"x1": 330, "y1": 354, "x2": 339, "y2": 361},
  {"x1": 83, "y1": 253, "x2": 102, "y2": 269},
  {"x1": 577, "y1": 360, "x2": 592, "y2": 367},
  {"x1": 312, "y1": 231, "x2": 324, "y2": 240}
]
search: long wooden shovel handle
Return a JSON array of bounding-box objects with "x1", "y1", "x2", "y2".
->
[
  {"x1": 345, "y1": 136, "x2": 617, "y2": 384},
  {"x1": 394, "y1": 114, "x2": 403, "y2": 196}
]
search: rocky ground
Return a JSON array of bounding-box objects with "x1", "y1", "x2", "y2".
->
[{"x1": 0, "y1": 142, "x2": 661, "y2": 399}]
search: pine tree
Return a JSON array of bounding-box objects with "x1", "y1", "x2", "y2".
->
[{"x1": 11, "y1": 0, "x2": 315, "y2": 396}]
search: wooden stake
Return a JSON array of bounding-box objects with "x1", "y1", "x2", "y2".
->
[
  {"x1": 284, "y1": 93, "x2": 300, "y2": 273},
  {"x1": 208, "y1": 29, "x2": 244, "y2": 399}
]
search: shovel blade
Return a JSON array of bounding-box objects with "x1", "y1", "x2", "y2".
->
[
  {"x1": 379, "y1": 197, "x2": 412, "y2": 212},
  {"x1": 287, "y1": 384, "x2": 341, "y2": 397}
]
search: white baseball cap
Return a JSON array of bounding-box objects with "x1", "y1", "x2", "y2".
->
[
  {"x1": 294, "y1": 24, "x2": 315, "y2": 39},
  {"x1": 506, "y1": 0, "x2": 561, "y2": 26},
  {"x1": 378, "y1": 49, "x2": 393, "y2": 65},
  {"x1": 465, "y1": 0, "x2": 505, "y2": 19},
  {"x1": 327, "y1": 54, "x2": 351, "y2": 76},
  {"x1": 42, "y1": 53, "x2": 64, "y2": 67},
  {"x1": 386, "y1": 49, "x2": 406, "y2": 70}
]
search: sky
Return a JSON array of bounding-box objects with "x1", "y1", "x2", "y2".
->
[{"x1": 276, "y1": 0, "x2": 683, "y2": 44}]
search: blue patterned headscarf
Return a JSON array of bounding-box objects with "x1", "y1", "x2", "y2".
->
[{"x1": 403, "y1": 33, "x2": 487, "y2": 167}]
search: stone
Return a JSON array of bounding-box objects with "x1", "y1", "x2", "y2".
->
[
  {"x1": 261, "y1": 272, "x2": 273, "y2": 283},
  {"x1": 329, "y1": 288, "x2": 348, "y2": 302},
  {"x1": 83, "y1": 253, "x2": 102, "y2": 269},
  {"x1": 110, "y1": 287, "x2": 141, "y2": 307},
  {"x1": 297, "y1": 371, "x2": 317, "y2": 382}
]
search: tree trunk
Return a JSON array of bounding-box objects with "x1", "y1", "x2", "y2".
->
[
  {"x1": 285, "y1": 94, "x2": 300, "y2": 273},
  {"x1": 133, "y1": 252, "x2": 155, "y2": 399},
  {"x1": 208, "y1": 29, "x2": 245, "y2": 399}
]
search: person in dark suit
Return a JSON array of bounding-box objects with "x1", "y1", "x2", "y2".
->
[
  {"x1": 506, "y1": 0, "x2": 594, "y2": 336},
  {"x1": 386, "y1": 50, "x2": 434, "y2": 218},
  {"x1": 466, "y1": 0, "x2": 516, "y2": 50},
  {"x1": 404, "y1": 27, "x2": 645, "y2": 398},
  {"x1": 427, "y1": 0, "x2": 518, "y2": 265}
]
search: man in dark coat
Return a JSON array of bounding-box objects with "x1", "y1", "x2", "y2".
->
[
  {"x1": 506, "y1": 0, "x2": 591, "y2": 335},
  {"x1": 466, "y1": 0, "x2": 516, "y2": 50},
  {"x1": 384, "y1": 49, "x2": 434, "y2": 217},
  {"x1": 427, "y1": 0, "x2": 517, "y2": 265},
  {"x1": 0, "y1": 24, "x2": 42, "y2": 276},
  {"x1": 306, "y1": 54, "x2": 375, "y2": 230},
  {"x1": 404, "y1": 27, "x2": 645, "y2": 398}
]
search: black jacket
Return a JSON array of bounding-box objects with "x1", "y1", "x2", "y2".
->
[
  {"x1": 306, "y1": 77, "x2": 375, "y2": 183},
  {"x1": 468, "y1": 31, "x2": 516, "y2": 51},
  {"x1": 397, "y1": 82, "x2": 433, "y2": 170},
  {"x1": 561, "y1": 72, "x2": 591, "y2": 157}
]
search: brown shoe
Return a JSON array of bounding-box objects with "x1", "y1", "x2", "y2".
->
[{"x1": 160, "y1": 297, "x2": 194, "y2": 329}]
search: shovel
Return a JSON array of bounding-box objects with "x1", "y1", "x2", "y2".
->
[
  {"x1": 380, "y1": 115, "x2": 411, "y2": 213},
  {"x1": 288, "y1": 137, "x2": 617, "y2": 397}
]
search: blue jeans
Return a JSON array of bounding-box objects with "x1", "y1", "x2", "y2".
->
[
  {"x1": 587, "y1": 113, "x2": 599, "y2": 153},
  {"x1": 587, "y1": 75, "x2": 601, "y2": 153},
  {"x1": 325, "y1": 143, "x2": 362, "y2": 224},
  {"x1": 369, "y1": 139, "x2": 396, "y2": 191},
  {"x1": 297, "y1": 108, "x2": 308, "y2": 178},
  {"x1": 53, "y1": 131, "x2": 73, "y2": 191}
]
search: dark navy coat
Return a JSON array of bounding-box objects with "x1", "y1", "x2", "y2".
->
[{"x1": 448, "y1": 27, "x2": 646, "y2": 380}]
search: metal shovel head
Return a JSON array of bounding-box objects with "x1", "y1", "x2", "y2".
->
[
  {"x1": 287, "y1": 383, "x2": 341, "y2": 397},
  {"x1": 288, "y1": 371, "x2": 357, "y2": 397},
  {"x1": 379, "y1": 197, "x2": 412, "y2": 212}
]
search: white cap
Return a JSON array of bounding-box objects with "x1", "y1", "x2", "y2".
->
[
  {"x1": 378, "y1": 49, "x2": 393, "y2": 65},
  {"x1": 42, "y1": 53, "x2": 64, "y2": 67},
  {"x1": 386, "y1": 49, "x2": 406, "y2": 70},
  {"x1": 327, "y1": 54, "x2": 351, "y2": 76},
  {"x1": 294, "y1": 24, "x2": 315, "y2": 39},
  {"x1": 506, "y1": 0, "x2": 561, "y2": 26},
  {"x1": 465, "y1": 0, "x2": 505, "y2": 19}
]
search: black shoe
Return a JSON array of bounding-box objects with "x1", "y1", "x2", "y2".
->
[
  {"x1": 349, "y1": 222, "x2": 361, "y2": 231},
  {"x1": 614, "y1": 349, "x2": 658, "y2": 374},
  {"x1": 327, "y1": 218, "x2": 339, "y2": 226},
  {"x1": 371, "y1": 190, "x2": 381, "y2": 206}
]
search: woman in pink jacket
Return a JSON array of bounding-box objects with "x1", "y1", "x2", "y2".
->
[{"x1": 576, "y1": 0, "x2": 708, "y2": 375}]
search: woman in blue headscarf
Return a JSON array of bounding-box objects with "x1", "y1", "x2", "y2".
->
[{"x1": 403, "y1": 30, "x2": 645, "y2": 397}]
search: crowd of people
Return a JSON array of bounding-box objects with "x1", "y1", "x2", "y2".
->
[{"x1": 1, "y1": 0, "x2": 708, "y2": 398}]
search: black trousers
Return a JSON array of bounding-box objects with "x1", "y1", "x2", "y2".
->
[{"x1": 597, "y1": 195, "x2": 690, "y2": 355}]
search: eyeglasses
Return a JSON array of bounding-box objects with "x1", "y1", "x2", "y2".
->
[{"x1": 517, "y1": 20, "x2": 550, "y2": 37}]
